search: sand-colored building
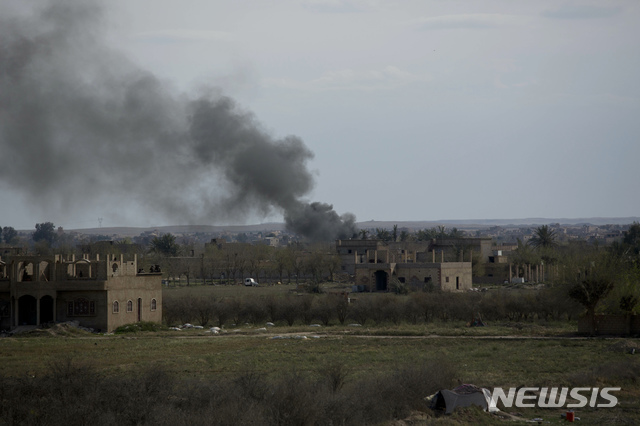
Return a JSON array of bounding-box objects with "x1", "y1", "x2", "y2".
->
[
  {"x1": 0, "y1": 253, "x2": 162, "y2": 332},
  {"x1": 336, "y1": 240, "x2": 472, "y2": 292}
]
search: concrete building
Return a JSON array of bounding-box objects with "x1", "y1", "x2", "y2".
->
[
  {"x1": 354, "y1": 260, "x2": 472, "y2": 292},
  {"x1": 336, "y1": 238, "x2": 491, "y2": 274},
  {"x1": 0, "y1": 253, "x2": 162, "y2": 332},
  {"x1": 336, "y1": 240, "x2": 472, "y2": 292},
  {"x1": 428, "y1": 237, "x2": 493, "y2": 263},
  {"x1": 336, "y1": 239, "x2": 379, "y2": 275}
]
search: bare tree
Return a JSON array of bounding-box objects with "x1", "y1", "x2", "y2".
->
[{"x1": 562, "y1": 249, "x2": 618, "y2": 335}]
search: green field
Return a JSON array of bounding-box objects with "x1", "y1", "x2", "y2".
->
[
  {"x1": 2, "y1": 284, "x2": 639, "y2": 424},
  {"x1": 1, "y1": 327, "x2": 639, "y2": 424}
]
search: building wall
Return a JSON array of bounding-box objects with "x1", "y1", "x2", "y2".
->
[
  {"x1": 56, "y1": 290, "x2": 108, "y2": 331},
  {"x1": 0, "y1": 291, "x2": 10, "y2": 330},
  {"x1": 475, "y1": 263, "x2": 510, "y2": 285},
  {"x1": 107, "y1": 275, "x2": 163, "y2": 331},
  {"x1": 353, "y1": 261, "x2": 472, "y2": 292},
  {"x1": 336, "y1": 239, "x2": 380, "y2": 275},
  {"x1": 393, "y1": 265, "x2": 440, "y2": 284},
  {"x1": 431, "y1": 238, "x2": 493, "y2": 263},
  {"x1": 2, "y1": 254, "x2": 162, "y2": 332},
  {"x1": 439, "y1": 263, "x2": 473, "y2": 291}
]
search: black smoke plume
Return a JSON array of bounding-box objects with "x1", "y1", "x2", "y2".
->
[{"x1": 0, "y1": 1, "x2": 357, "y2": 241}]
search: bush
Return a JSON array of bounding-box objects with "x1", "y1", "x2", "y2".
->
[
  {"x1": 114, "y1": 321, "x2": 165, "y2": 333},
  {"x1": 162, "y1": 286, "x2": 587, "y2": 330},
  {"x1": 0, "y1": 357, "x2": 457, "y2": 426},
  {"x1": 280, "y1": 295, "x2": 303, "y2": 326},
  {"x1": 312, "y1": 296, "x2": 335, "y2": 326},
  {"x1": 214, "y1": 298, "x2": 232, "y2": 327},
  {"x1": 348, "y1": 296, "x2": 373, "y2": 325},
  {"x1": 244, "y1": 298, "x2": 268, "y2": 325}
]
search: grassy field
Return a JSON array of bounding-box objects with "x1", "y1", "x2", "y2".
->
[
  {"x1": 162, "y1": 281, "x2": 345, "y2": 297},
  {"x1": 2, "y1": 284, "x2": 638, "y2": 424},
  {"x1": 1, "y1": 327, "x2": 639, "y2": 424}
]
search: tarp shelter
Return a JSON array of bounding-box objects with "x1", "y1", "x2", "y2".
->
[{"x1": 430, "y1": 384, "x2": 495, "y2": 415}]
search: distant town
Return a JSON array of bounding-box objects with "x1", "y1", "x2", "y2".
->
[{"x1": 4, "y1": 217, "x2": 638, "y2": 249}]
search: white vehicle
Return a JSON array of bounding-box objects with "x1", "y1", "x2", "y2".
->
[{"x1": 244, "y1": 278, "x2": 258, "y2": 286}]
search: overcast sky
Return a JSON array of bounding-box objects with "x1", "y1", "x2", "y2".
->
[{"x1": 1, "y1": 0, "x2": 639, "y2": 230}]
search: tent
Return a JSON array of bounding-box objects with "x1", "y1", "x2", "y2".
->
[{"x1": 429, "y1": 384, "x2": 496, "y2": 415}]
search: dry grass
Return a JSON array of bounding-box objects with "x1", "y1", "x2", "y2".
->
[{"x1": 2, "y1": 332, "x2": 639, "y2": 424}]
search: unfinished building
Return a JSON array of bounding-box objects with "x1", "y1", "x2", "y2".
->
[
  {"x1": 0, "y1": 253, "x2": 162, "y2": 332},
  {"x1": 336, "y1": 240, "x2": 472, "y2": 292}
]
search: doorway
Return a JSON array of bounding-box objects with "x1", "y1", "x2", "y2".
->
[
  {"x1": 18, "y1": 295, "x2": 37, "y2": 325},
  {"x1": 40, "y1": 295, "x2": 54, "y2": 324},
  {"x1": 374, "y1": 270, "x2": 388, "y2": 291}
]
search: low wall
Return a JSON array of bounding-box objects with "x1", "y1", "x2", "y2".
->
[{"x1": 577, "y1": 314, "x2": 640, "y2": 335}]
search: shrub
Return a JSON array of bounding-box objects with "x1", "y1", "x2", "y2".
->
[
  {"x1": 312, "y1": 296, "x2": 334, "y2": 326},
  {"x1": 0, "y1": 357, "x2": 457, "y2": 426},
  {"x1": 316, "y1": 360, "x2": 351, "y2": 393},
  {"x1": 299, "y1": 295, "x2": 315, "y2": 325},
  {"x1": 280, "y1": 295, "x2": 303, "y2": 326},
  {"x1": 348, "y1": 296, "x2": 373, "y2": 325},
  {"x1": 114, "y1": 321, "x2": 165, "y2": 333},
  {"x1": 244, "y1": 298, "x2": 268, "y2": 325},
  {"x1": 192, "y1": 295, "x2": 216, "y2": 326},
  {"x1": 330, "y1": 294, "x2": 350, "y2": 325},
  {"x1": 214, "y1": 298, "x2": 232, "y2": 327}
]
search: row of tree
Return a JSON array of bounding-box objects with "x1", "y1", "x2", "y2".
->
[
  {"x1": 163, "y1": 288, "x2": 583, "y2": 329},
  {"x1": 515, "y1": 223, "x2": 640, "y2": 333}
]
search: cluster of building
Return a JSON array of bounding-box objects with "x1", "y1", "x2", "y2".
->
[
  {"x1": 336, "y1": 238, "x2": 493, "y2": 292},
  {"x1": 6, "y1": 220, "x2": 617, "y2": 332},
  {"x1": 481, "y1": 223, "x2": 627, "y2": 245},
  {"x1": 335, "y1": 236, "x2": 547, "y2": 291}
]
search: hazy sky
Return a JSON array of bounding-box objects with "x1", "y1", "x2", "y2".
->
[{"x1": 1, "y1": 0, "x2": 639, "y2": 230}]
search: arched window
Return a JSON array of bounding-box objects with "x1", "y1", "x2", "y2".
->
[
  {"x1": 126, "y1": 300, "x2": 133, "y2": 312},
  {"x1": 150, "y1": 298, "x2": 157, "y2": 311},
  {"x1": 18, "y1": 262, "x2": 34, "y2": 282},
  {"x1": 113, "y1": 301, "x2": 119, "y2": 313},
  {"x1": 112, "y1": 263, "x2": 119, "y2": 274}
]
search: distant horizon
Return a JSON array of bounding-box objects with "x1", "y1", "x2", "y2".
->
[{"x1": 8, "y1": 215, "x2": 634, "y2": 234}]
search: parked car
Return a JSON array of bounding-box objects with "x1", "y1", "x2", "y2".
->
[{"x1": 244, "y1": 278, "x2": 258, "y2": 286}]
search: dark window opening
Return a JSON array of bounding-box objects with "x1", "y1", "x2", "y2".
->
[{"x1": 68, "y1": 298, "x2": 95, "y2": 316}]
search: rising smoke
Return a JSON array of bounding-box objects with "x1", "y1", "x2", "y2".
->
[{"x1": 0, "y1": 1, "x2": 357, "y2": 241}]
